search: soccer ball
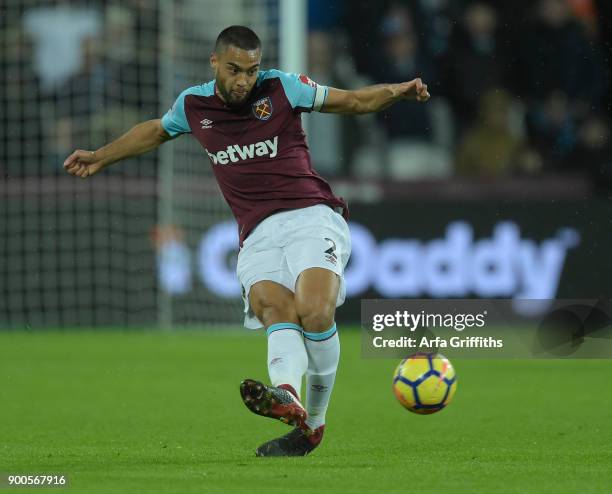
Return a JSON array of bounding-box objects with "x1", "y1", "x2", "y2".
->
[{"x1": 392, "y1": 352, "x2": 457, "y2": 414}]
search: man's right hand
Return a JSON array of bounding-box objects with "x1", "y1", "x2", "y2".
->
[{"x1": 63, "y1": 150, "x2": 107, "y2": 178}]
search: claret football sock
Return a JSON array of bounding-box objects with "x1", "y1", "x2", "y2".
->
[
  {"x1": 266, "y1": 322, "x2": 308, "y2": 398},
  {"x1": 303, "y1": 323, "x2": 340, "y2": 431}
]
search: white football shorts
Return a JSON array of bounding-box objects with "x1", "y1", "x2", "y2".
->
[{"x1": 237, "y1": 204, "x2": 351, "y2": 329}]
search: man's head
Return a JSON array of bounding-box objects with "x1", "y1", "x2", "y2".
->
[{"x1": 211, "y1": 26, "x2": 262, "y2": 107}]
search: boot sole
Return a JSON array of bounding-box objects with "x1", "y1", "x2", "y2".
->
[{"x1": 240, "y1": 379, "x2": 307, "y2": 429}]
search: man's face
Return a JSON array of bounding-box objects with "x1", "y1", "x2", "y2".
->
[{"x1": 210, "y1": 45, "x2": 261, "y2": 107}]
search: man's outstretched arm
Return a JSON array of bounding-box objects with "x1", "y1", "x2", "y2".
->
[
  {"x1": 321, "y1": 78, "x2": 430, "y2": 115},
  {"x1": 63, "y1": 119, "x2": 172, "y2": 178}
]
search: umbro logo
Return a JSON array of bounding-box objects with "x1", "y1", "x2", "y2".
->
[{"x1": 200, "y1": 118, "x2": 213, "y2": 129}]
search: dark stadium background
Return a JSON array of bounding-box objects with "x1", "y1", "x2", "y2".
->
[{"x1": 1, "y1": 0, "x2": 611, "y2": 328}]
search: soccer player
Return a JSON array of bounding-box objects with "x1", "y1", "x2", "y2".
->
[{"x1": 63, "y1": 25, "x2": 430, "y2": 456}]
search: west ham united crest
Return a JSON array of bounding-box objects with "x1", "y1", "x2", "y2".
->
[{"x1": 252, "y1": 97, "x2": 273, "y2": 121}]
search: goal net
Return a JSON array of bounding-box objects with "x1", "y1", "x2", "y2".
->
[{"x1": 0, "y1": 0, "x2": 285, "y2": 328}]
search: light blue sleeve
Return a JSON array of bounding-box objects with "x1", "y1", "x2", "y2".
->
[
  {"x1": 260, "y1": 70, "x2": 328, "y2": 112},
  {"x1": 160, "y1": 82, "x2": 215, "y2": 137},
  {"x1": 161, "y1": 88, "x2": 192, "y2": 137}
]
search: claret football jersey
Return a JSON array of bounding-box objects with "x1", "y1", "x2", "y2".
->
[{"x1": 161, "y1": 69, "x2": 348, "y2": 245}]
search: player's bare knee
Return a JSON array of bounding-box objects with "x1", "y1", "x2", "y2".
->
[
  {"x1": 259, "y1": 303, "x2": 299, "y2": 327},
  {"x1": 294, "y1": 268, "x2": 340, "y2": 332},
  {"x1": 250, "y1": 295, "x2": 298, "y2": 327},
  {"x1": 249, "y1": 281, "x2": 299, "y2": 327},
  {"x1": 297, "y1": 302, "x2": 335, "y2": 333}
]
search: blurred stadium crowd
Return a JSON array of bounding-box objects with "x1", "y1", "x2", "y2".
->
[{"x1": 1, "y1": 0, "x2": 611, "y2": 185}]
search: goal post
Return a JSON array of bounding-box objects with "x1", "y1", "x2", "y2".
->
[
  {"x1": 156, "y1": 0, "x2": 307, "y2": 328},
  {"x1": 0, "y1": 0, "x2": 308, "y2": 329}
]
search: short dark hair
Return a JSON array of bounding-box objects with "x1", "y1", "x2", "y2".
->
[{"x1": 215, "y1": 26, "x2": 261, "y2": 53}]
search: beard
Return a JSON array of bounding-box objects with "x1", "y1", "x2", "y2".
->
[{"x1": 217, "y1": 84, "x2": 250, "y2": 108}]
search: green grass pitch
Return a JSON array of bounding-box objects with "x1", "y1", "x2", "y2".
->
[{"x1": 1, "y1": 328, "x2": 611, "y2": 493}]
